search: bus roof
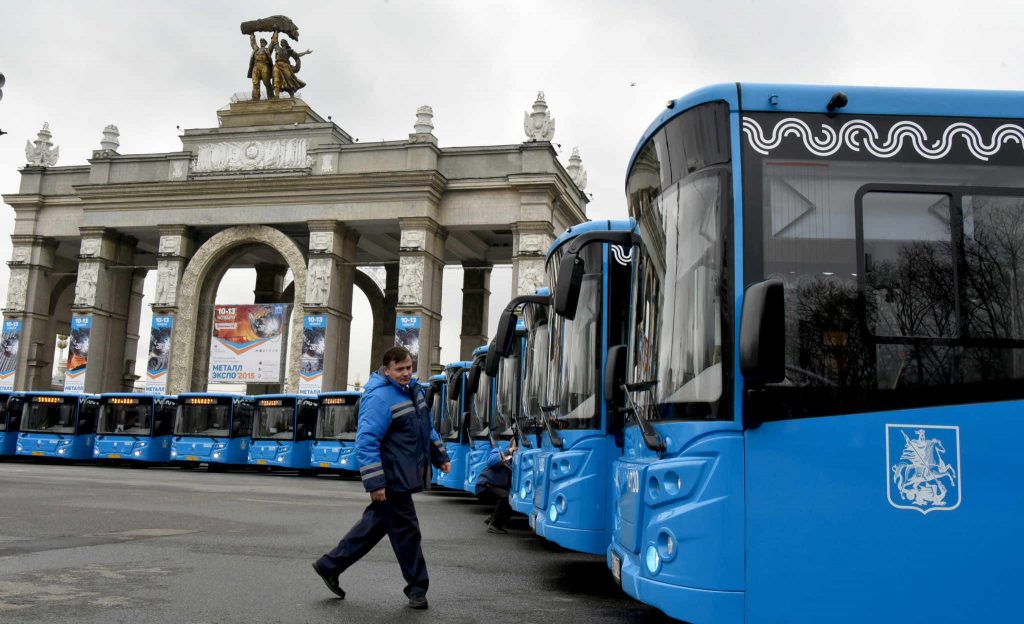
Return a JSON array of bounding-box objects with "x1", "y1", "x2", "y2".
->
[
  {"x1": 23, "y1": 391, "x2": 94, "y2": 398},
  {"x1": 318, "y1": 391, "x2": 361, "y2": 398},
  {"x1": 428, "y1": 374, "x2": 446, "y2": 382},
  {"x1": 253, "y1": 393, "x2": 308, "y2": 400},
  {"x1": 472, "y1": 345, "x2": 489, "y2": 357},
  {"x1": 546, "y1": 218, "x2": 635, "y2": 262},
  {"x1": 534, "y1": 287, "x2": 550, "y2": 297},
  {"x1": 629, "y1": 82, "x2": 1024, "y2": 177},
  {"x1": 444, "y1": 361, "x2": 473, "y2": 371},
  {"x1": 100, "y1": 392, "x2": 156, "y2": 399}
]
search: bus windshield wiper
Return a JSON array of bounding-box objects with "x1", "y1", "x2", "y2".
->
[
  {"x1": 621, "y1": 380, "x2": 666, "y2": 453},
  {"x1": 540, "y1": 404, "x2": 564, "y2": 448}
]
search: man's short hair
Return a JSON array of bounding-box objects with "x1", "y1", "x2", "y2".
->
[{"x1": 382, "y1": 346, "x2": 412, "y2": 367}]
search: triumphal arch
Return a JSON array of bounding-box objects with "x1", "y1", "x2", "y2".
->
[{"x1": 2, "y1": 25, "x2": 587, "y2": 394}]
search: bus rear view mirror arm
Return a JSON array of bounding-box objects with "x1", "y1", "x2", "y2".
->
[
  {"x1": 493, "y1": 295, "x2": 550, "y2": 358},
  {"x1": 554, "y1": 231, "x2": 641, "y2": 320},
  {"x1": 739, "y1": 279, "x2": 786, "y2": 385}
]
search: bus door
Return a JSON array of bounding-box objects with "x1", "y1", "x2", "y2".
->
[{"x1": 0, "y1": 393, "x2": 23, "y2": 456}]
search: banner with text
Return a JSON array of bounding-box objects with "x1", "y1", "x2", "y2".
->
[
  {"x1": 299, "y1": 314, "x2": 327, "y2": 395},
  {"x1": 395, "y1": 315, "x2": 421, "y2": 372},
  {"x1": 0, "y1": 319, "x2": 22, "y2": 392},
  {"x1": 209, "y1": 304, "x2": 288, "y2": 384},
  {"x1": 63, "y1": 315, "x2": 92, "y2": 393},
  {"x1": 145, "y1": 315, "x2": 174, "y2": 394}
]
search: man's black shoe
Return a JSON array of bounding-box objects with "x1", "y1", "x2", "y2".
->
[
  {"x1": 487, "y1": 525, "x2": 508, "y2": 535},
  {"x1": 312, "y1": 561, "x2": 346, "y2": 599},
  {"x1": 408, "y1": 593, "x2": 429, "y2": 609},
  {"x1": 483, "y1": 514, "x2": 493, "y2": 525}
]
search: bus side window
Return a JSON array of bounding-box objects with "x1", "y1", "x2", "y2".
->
[{"x1": 154, "y1": 401, "x2": 174, "y2": 436}]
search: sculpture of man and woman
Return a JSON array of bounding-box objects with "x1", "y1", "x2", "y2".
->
[{"x1": 248, "y1": 30, "x2": 313, "y2": 100}]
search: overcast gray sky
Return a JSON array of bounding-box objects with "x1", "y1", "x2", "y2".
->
[{"x1": 2, "y1": 0, "x2": 1023, "y2": 386}]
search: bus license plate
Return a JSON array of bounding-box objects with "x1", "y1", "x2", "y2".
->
[
  {"x1": 319, "y1": 462, "x2": 330, "y2": 468},
  {"x1": 31, "y1": 451, "x2": 45, "y2": 456},
  {"x1": 108, "y1": 454, "x2": 121, "y2": 459},
  {"x1": 611, "y1": 552, "x2": 622, "y2": 585},
  {"x1": 186, "y1": 456, "x2": 200, "y2": 461},
  {"x1": 257, "y1": 459, "x2": 267, "y2": 465}
]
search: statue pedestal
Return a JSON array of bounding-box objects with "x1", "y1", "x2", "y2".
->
[{"x1": 217, "y1": 98, "x2": 325, "y2": 128}]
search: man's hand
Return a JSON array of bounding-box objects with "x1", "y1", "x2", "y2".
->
[
  {"x1": 371, "y1": 488, "x2": 386, "y2": 502},
  {"x1": 440, "y1": 462, "x2": 452, "y2": 474}
]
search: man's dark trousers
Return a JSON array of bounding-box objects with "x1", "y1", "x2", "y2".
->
[{"x1": 317, "y1": 491, "x2": 428, "y2": 597}]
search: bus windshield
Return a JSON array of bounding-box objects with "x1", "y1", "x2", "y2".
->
[
  {"x1": 254, "y1": 405, "x2": 295, "y2": 440},
  {"x1": 550, "y1": 244, "x2": 601, "y2": 430},
  {"x1": 174, "y1": 402, "x2": 231, "y2": 437},
  {"x1": 522, "y1": 312, "x2": 550, "y2": 432},
  {"x1": 627, "y1": 101, "x2": 730, "y2": 421},
  {"x1": 494, "y1": 351, "x2": 517, "y2": 437},
  {"x1": 317, "y1": 403, "x2": 358, "y2": 440},
  {"x1": 469, "y1": 366, "x2": 490, "y2": 438},
  {"x1": 23, "y1": 398, "x2": 77, "y2": 433},
  {"x1": 742, "y1": 109, "x2": 1024, "y2": 418},
  {"x1": 98, "y1": 401, "x2": 152, "y2": 435},
  {"x1": 444, "y1": 372, "x2": 463, "y2": 440}
]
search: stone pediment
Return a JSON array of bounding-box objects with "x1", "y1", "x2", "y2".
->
[{"x1": 217, "y1": 97, "x2": 324, "y2": 128}]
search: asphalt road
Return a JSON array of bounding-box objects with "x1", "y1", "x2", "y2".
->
[{"x1": 0, "y1": 460, "x2": 673, "y2": 624}]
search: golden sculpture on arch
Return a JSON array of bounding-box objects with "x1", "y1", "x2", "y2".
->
[{"x1": 241, "y1": 15, "x2": 312, "y2": 100}]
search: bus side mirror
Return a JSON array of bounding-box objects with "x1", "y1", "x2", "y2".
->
[
  {"x1": 604, "y1": 345, "x2": 627, "y2": 406},
  {"x1": 448, "y1": 373, "x2": 463, "y2": 401},
  {"x1": 554, "y1": 254, "x2": 585, "y2": 320},
  {"x1": 493, "y1": 312, "x2": 517, "y2": 357},
  {"x1": 739, "y1": 279, "x2": 786, "y2": 385},
  {"x1": 484, "y1": 347, "x2": 501, "y2": 377},
  {"x1": 466, "y1": 366, "x2": 481, "y2": 395}
]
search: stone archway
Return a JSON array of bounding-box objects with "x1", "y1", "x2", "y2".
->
[{"x1": 168, "y1": 225, "x2": 307, "y2": 394}]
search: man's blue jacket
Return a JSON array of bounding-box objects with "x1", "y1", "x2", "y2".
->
[{"x1": 356, "y1": 369, "x2": 450, "y2": 493}]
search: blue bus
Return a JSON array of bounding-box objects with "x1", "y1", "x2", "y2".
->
[
  {"x1": 249, "y1": 394, "x2": 319, "y2": 472},
  {"x1": 528, "y1": 220, "x2": 635, "y2": 555},
  {"x1": 171, "y1": 393, "x2": 254, "y2": 470},
  {"x1": 463, "y1": 345, "x2": 503, "y2": 493},
  {"x1": 94, "y1": 393, "x2": 178, "y2": 463},
  {"x1": 435, "y1": 361, "x2": 472, "y2": 490},
  {"x1": 17, "y1": 392, "x2": 99, "y2": 460},
  {"x1": 557, "y1": 83, "x2": 1024, "y2": 624},
  {"x1": 311, "y1": 391, "x2": 361, "y2": 473},
  {"x1": 490, "y1": 293, "x2": 551, "y2": 516},
  {"x1": 0, "y1": 392, "x2": 25, "y2": 457}
]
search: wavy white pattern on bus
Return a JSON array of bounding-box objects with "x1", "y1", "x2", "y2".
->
[
  {"x1": 610, "y1": 245, "x2": 633, "y2": 266},
  {"x1": 742, "y1": 117, "x2": 1024, "y2": 161}
]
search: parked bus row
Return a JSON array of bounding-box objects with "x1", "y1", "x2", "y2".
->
[
  {"x1": 0, "y1": 390, "x2": 361, "y2": 473},
  {"x1": 438, "y1": 83, "x2": 1023, "y2": 624}
]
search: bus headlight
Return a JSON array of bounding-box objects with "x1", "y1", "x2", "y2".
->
[
  {"x1": 133, "y1": 451, "x2": 142, "y2": 457},
  {"x1": 212, "y1": 452, "x2": 222, "y2": 459},
  {"x1": 519, "y1": 486, "x2": 528, "y2": 499},
  {"x1": 170, "y1": 449, "x2": 178, "y2": 457},
  {"x1": 548, "y1": 504, "x2": 558, "y2": 523},
  {"x1": 57, "y1": 448, "x2": 66, "y2": 455},
  {"x1": 645, "y1": 544, "x2": 662, "y2": 575},
  {"x1": 657, "y1": 529, "x2": 677, "y2": 562}
]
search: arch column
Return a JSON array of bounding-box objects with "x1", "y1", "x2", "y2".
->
[
  {"x1": 167, "y1": 225, "x2": 307, "y2": 395},
  {"x1": 303, "y1": 220, "x2": 358, "y2": 393},
  {"x1": 66, "y1": 228, "x2": 138, "y2": 393},
  {"x1": 511, "y1": 221, "x2": 555, "y2": 296},
  {"x1": 2, "y1": 235, "x2": 59, "y2": 390},
  {"x1": 397, "y1": 217, "x2": 446, "y2": 377},
  {"x1": 460, "y1": 260, "x2": 491, "y2": 359}
]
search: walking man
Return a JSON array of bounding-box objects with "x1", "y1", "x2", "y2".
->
[{"x1": 313, "y1": 346, "x2": 451, "y2": 609}]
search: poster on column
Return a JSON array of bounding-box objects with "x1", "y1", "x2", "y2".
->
[
  {"x1": 64, "y1": 316, "x2": 92, "y2": 393},
  {"x1": 208, "y1": 304, "x2": 287, "y2": 384},
  {"x1": 0, "y1": 319, "x2": 22, "y2": 392},
  {"x1": 395, "y1": 315, "x2": 421, "y2": 372},
  {"x1": 145, "y1": 315, "x2": 174, "y2": 394},
  {"x1": 299, "y1": 314, "x2": 327, "y2": 395}
]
